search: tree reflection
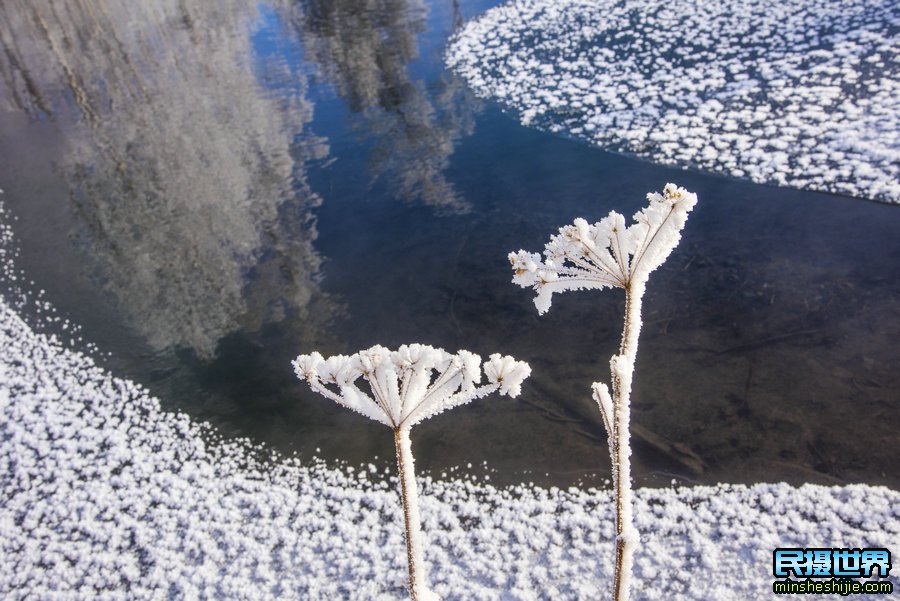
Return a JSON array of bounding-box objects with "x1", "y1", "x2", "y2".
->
[
  {"x1": 0, "y1": 0, "x2": 335, "y2": 359},
  {"x1": 291, "y1": 0, "x2": 480, "y2": 213}
]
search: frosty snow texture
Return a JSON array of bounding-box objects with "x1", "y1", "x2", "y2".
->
[
  {"x1": 2, "y1": 299, "x2": 898, "y2": 599},
  {"x1": 447, "y1": 0, "x2": 900, "y2": 203}
]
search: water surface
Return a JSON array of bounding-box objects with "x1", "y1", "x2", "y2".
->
[{"x1": 1, "y1": 0, "x2": 897, "y2": 488}]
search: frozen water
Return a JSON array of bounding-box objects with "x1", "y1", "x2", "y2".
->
[
  {"x1": 446, "y1": 0, "x2": 900, "y2": 203},
  {"x1": 1, "y1": 205, "x2": 897, "y2": 598}
]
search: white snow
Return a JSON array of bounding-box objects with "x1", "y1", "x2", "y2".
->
[
  {"x1": 0, "y1": 219, "x2": 896, "y2": 599},
  {"x1": 446, "y1": 0, "x2": 900, "y2": 203}
]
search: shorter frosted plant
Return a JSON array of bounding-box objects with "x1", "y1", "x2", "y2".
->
[
  {"x1": 293, "y1": 344, "x2": 530, "y2": 601},
  {"x1": 509, "y1": 183, "x2": 697, "y2": 601}
]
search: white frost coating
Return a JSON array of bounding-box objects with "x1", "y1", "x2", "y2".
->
[
  {"x1": 509, "y1": 183, "x2": 697, "y2": 314},
  {"x1": 0, "y1": 294, "x2": 899, "y2": 598},
  {"x1": 608, "y1": 347, "x2": 639, "y2": 601},
  {"x1": 483, "y1": 353, "x2": 532, "y2": 398},
  {"x1": 592, "y1": 382, "x2": 615, "y2": 458},
  {"x1": 294, "y1": 344, "x2": 530, "y2": 600},
  {"x1": 396, "y1": 427, "x2": 434, "y2": 601},
  {"x1": 446, "y1": 0, "x2": 900, "y2": 203},
  {"x1": 293, "y1": 344, "x2": 530, "y2": 429},
  {"x1": 511, "y1": 185, "x2": 695, "y2": 600}
]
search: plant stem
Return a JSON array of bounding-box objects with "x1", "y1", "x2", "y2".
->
[
  {"x1": 394, "y1": 427, "x2": 428, "y2": 601},
  {"x1": 611, "y1": 282, "x2": 644, "y2": 601}
]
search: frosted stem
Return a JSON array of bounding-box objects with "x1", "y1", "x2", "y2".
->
[
  {"x1": 507, "y1": 185, "x2": 695, "y2": 600},
  {"x1": 611, "y1": 281, "x2": 644, "y2": 601},
  {"x1": 591, "y1": 382, "x2": 614, "y2": 463},
  {"x1": 394, "y1": 427, "x2": 429, "y2": 601}
]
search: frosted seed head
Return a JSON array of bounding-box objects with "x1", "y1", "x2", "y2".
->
[
  {"x1": 292, "y1": 352, "x2": 323, "y2": 381},
  {"x1": 509, "y1": 250, "x2": 542, "y2": 286},
  {"x1": 572, "y1": 217, "x2": 590, "y2": 240},
  {"x1": 630, "y1": 184, "x2": 698, "y2": 279},
  {"x1": 544, "y1": 238, "x2": 566, "y2": 262},
  {"x1": 294, "y1": 345, "x2": 528, "y2": 428},
  {"x1": 456, "y1": 349, "x2": 482, "y2": 384},
  {"x1": 508, "y1": 185, "x2": 697, "y2": 312},
  {"x1": 605, "y1": 212, "x2": 627, "y2": 235},
  {"x1": 433, "y1": 348, "x2": 453, "y2": 373},
  {"x1": 663, "y1": 182, "x2": 682, "y2": 200},
  {"x1": 392, "y1": 343, "x2": 425, "y2": 370},
  {"x1": 358, "y1": 345, "x2": 389, "y2": 375},
  {"x1": 535, "y1": 269, "x2": 558, "y2": 285},
  {"x1": 318, "y1": 355, "x2": 355, "y2": 384},
  {"x1": 484, "y1": 354, "x2": 532, "y2": 397}
]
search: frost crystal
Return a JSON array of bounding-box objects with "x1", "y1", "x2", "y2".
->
[
  {"x1": 293, "y1": 344, "x2": 530, "y2": 429},
  {"x1": 509, "y1": 183, "x2": 697, "y2": 314},
  {"x1": 446, "y1": 0, "x2": 900, "y2": 203}
]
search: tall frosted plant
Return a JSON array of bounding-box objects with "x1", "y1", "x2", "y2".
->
[
  {"x1": 508, "y1": 184, "x2": 697, "y2": 601},
  {"x1": 293, "y1": 344, "x2": 530, "y2": 601}
]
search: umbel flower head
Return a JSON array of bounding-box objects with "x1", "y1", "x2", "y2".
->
[
  {"x1": 293, "y1": 344, "x2": 531, "y2": 429},
  {"x1": 509, "y1": 183, "x2": 698, "y2": 313},
  {"x1": 294, "y1": 344, "x2": 530, "y2": 601}
]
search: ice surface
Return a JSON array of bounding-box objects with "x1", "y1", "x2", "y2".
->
[{"x1": 446, "y1": 0, "x2": 900, "y2": 203}]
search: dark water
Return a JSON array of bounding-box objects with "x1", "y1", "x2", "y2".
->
[{"x1": 1, "y1": 0, "x2": 897, "y2": 489}]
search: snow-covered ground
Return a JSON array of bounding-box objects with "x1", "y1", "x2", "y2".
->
[
  {"x1": 0, "y1": 226, "x2": 897, "y2": 599},
  {"x1": 446, "y1": 0, "x2": 900, "y2": 203}
]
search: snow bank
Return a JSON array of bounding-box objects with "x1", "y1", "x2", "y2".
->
[
  {"x1": 1, "y1": 299, "x2": 898, "y2": 599},
  {"x1": 446, "y1": 0, "x2": 900, "y2": 203}
]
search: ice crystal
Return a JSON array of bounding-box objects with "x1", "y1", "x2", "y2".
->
[
  {"x1": 509, "y1": 183, "x2": 698, "y2": 314},
  {"x1": 293, "y1": 344, "x2": 530, "y2": 429}
]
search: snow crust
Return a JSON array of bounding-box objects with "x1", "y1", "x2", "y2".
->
[
  {"x1": 446, "y1": 0, "x2": 900, "y2": 203},
  {"x1": 1, "y1": 297, "x2": 898, "y2": 599}
]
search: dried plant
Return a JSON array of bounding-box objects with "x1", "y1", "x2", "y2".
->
[
  {"x1": 509, "y1": 183, "x2": 698, "y2": 601},
  {"x1": 293, "y1": 344, "x2": 530, "y2": 600}
]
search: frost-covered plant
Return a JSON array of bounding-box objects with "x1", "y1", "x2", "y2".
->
[
  {"x1": 293, "y1": 344, "x2": 530, "y2": 601},
  {"x1": 509, "y1": 184, "x2": 697, "y2": 601}
]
